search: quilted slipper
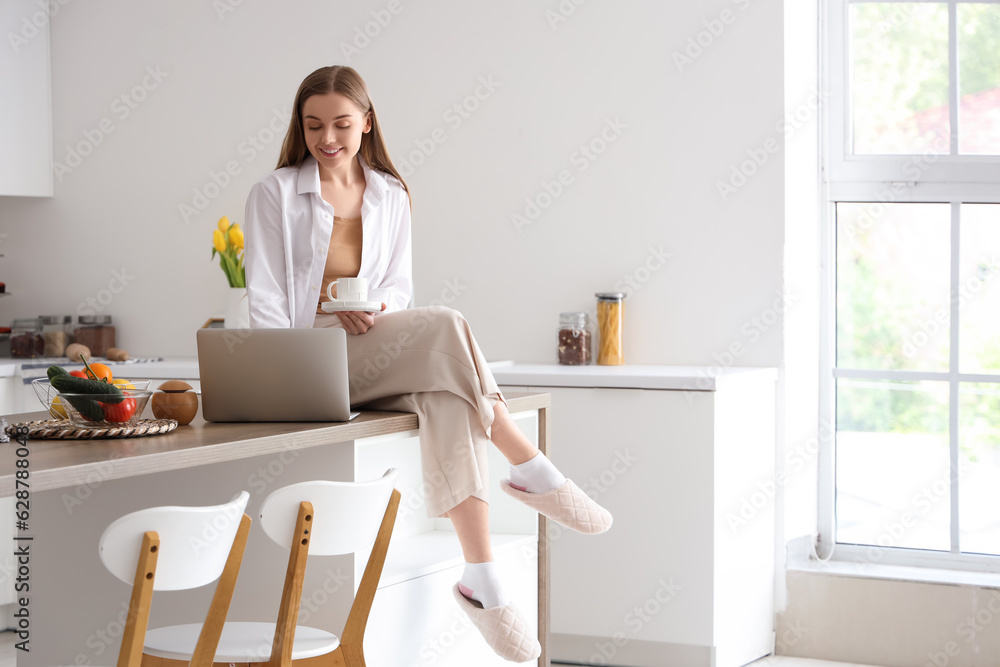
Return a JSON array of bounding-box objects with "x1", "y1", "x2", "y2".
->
[
  {"x1": 452, "y1": 584, "x2": 541, "y2": 662},
  {"x1": 500, "y1": 479, "x2": 613, "y2": 535}
]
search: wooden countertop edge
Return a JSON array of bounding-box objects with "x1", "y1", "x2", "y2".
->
[
  {"x1": 504, "y1": 392, "x2": 551, "y2": 413},
  {"x1": 0, "y1": 392, "x2": 550, "y2": 496}
]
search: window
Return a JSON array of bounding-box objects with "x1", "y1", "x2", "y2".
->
[{"x1": 821, "y1": 0, "x2": 1000, "y2": 570}]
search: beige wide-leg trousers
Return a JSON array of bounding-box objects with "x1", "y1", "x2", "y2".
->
[{"x1": 314, "y1": 306, "x2": 507, "y2": 518}]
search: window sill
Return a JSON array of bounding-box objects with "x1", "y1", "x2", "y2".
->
[{"x1": 785, "y1": 536, "x2": 1000, "y2": 590}]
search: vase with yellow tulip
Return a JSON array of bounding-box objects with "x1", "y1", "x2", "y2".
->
[{"x1": 212, "y1": 216, "x2": 249, "y2": 329}]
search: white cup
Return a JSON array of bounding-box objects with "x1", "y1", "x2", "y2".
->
[{"x1": 328, "y1": 277, "x2": 368, "y2": 302}]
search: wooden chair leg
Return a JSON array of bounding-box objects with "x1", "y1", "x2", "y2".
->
[
  {"x1": 119, "y1": 531, "x2": 159, "y2": 667},
  {"x1": 338, "y1": 488, "x2": 401, "y2": 666},
  {"x1": 191, "y1": 513, "x2": 253, "y2": 667},
  {"x1": 267, "y1": 501, "x2": 314, "y2": 667},
  {"x1": 340, "y1": 645, "x2": 365, "y2": 667},
  {"x1": 287, "y1": 648, "x2": 346, "y2": 667},
  {"x1": 538, "y1": 405, "x2": 551, "y2": 667}
]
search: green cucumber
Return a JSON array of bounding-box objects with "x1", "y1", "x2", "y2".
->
[
  {"x1": 50, "y1": 374, "x2": 125, "y2": 404},
  {"x1": 62, "y1": 395, "x2": 105, "y2": 422},
  {"x1": 46, "y1": 365, "x2": 69, "y2": 381}
]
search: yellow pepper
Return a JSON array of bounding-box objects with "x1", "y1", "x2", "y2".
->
[
  {"x1": 228, "y1": 223, "x2": 244, "y2": 250},
  {"x1": 213, "y1": 228, "x2": 227, "y2": 253},
  {"x1": 112, "y1": 378, "x2": 136, "y2": 391},
  {"x1": 50, "y1": 395, "x2": 67, "y2": 419},
  {"x1": 218, "y1": 216, "x2": 231, "y2": 232}
]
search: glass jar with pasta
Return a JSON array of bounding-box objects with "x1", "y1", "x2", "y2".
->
[{"x1": 595, "y1": 292, "x2": 625, "y2": 365}]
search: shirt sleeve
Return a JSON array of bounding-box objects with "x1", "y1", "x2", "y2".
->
[
  {"x1": 377, "y1": 188, "x2": 413, "y2": 313},
  {"x1": 244, "y1": 179, "x2": 292, "y2": 328}
]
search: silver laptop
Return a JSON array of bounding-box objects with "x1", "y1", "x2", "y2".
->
[{"x1": 196, "y1": 328, "x2": 357, "y2": 422}]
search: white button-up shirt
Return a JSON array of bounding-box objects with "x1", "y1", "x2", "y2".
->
[{"x1": 244, "y1": 154, "x2": 413, "y2": 328}]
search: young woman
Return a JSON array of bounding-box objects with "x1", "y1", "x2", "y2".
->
[{"x1": 244, "y1": 65, "x2": 612, "y2": 662}]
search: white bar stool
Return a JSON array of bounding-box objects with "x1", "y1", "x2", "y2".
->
[
  {"x1": 141, "y1": 469, "x2": 401, "y2": 667},
  {"x1": 98, "y1": 490, "x2": 252, "y2": 667}
]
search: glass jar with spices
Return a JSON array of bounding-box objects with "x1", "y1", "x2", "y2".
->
[
  {"x1": 75, "y1": 315, "x2": 116, "y2": 357},
  {"x1": 595, "y1": 292, "x2": 625, "y2": 365},
  {"x1": 557, "y1": 312, "x2": 592, "y2": 365},
  {"x1": 41, "y1": 315, "x2": 72, "y2": 357},
  {"x1": 11, "y1": 318, "x2": 45, "y2": 359}
]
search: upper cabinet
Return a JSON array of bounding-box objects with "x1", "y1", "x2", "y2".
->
[{"x1": 0, "y1": 0, "x2": 53, "y2": 197}]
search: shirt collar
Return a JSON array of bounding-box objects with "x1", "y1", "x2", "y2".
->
[{"x1": 296, "y1": 153, "x2": 389, "y2": 214}]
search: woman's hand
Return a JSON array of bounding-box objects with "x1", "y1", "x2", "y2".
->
[{"x1": 335, "y1": 303, "x2": 387, "y2": 334}]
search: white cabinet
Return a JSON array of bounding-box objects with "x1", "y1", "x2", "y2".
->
[
  {"x1": 496, "y1": 365, "x2": 777, "y2": 667},
  {"x1": 0, "y1": 0, "x2": 54, "y2": 197},
  {"x1": 0, "y1": 374, "x2": 16, "y2": 418}
]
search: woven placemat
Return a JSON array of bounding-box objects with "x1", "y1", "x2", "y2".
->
[{"x1": 6, "y1": 418, "x2": 179, "y2": 440}]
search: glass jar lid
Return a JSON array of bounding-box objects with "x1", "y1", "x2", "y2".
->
[
  {"x1": 595, "y1": 292, "x2": 625, "y2": 301},
  {"x1": 78, "y1": 314, "x2": 113, "y2": 325},
  {"x1": 12, "y1": 318, "x2": 42, "y2": 328},
  {"x1": 40, "y1": 315, "x2": 72, "y2": 325},
  {"x1": 559, "y1": 312, "x2": 590, "y2": 328}
]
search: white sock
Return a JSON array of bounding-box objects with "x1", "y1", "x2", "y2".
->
[
  {"x1": 459, "y1": 561, "x2": 510, "y2": 609},
  {"x1": 509, "y1": 451, "x2": 566, "y2": 494}
]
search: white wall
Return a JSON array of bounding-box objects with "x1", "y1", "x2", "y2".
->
[
  {"x1": 779, "y1": 0, "x2": 822, "y2": 612},
  {"x1": 0, "y1": 0, "x2": 785, "y2": 371},
  {"x1": 778, "y1": 571, "x2": 1000, "y2": 666}
]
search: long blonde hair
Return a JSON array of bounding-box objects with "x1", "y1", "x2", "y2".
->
[{"x1": 276, "y1": 66, "x2": 410, "y2": 201}]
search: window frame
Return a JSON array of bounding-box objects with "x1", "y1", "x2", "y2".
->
[
  {"x1": 820, "y1": 0, "x2": 1000, "y2": 571},
  {"x1": 827, "y1": 0, "x2": 1000, "y2": 195}
]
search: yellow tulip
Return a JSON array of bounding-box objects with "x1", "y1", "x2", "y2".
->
[
  {"x1": 213, "y1": 228, "x2": 227, "y2": 253},
  {"x1": 218, "y1": 216, "x2": 231, "y2": 232},
  {"x1": 228, "y1": 224, "x2": 244, "y2": 250}
]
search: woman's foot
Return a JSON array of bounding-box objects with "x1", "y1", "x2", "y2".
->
[
  {"x1": 504, "y1": 451, "x2": 613, "y2": 534},
  {"x1": 459, "y1": 561, "x2": 510, "y2": 609},
  {"x1": 508, "y1": 451, "x2": 565, "y2": 493},
  {"x1": 453, "y1": 583, "x2": 541, "y2": 662},
  {"x1": 501, "y1": 477, "x2": 614, "y2": 535}
]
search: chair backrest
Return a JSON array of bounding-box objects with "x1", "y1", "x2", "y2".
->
[
  {"x1": 259, "y1": 470, "x2": 398, "y2": 555},
  {"x1": 258, "y1": 470, "x2": 401, "y2": 666},
  {"x1": 99, "y1": 491, "x2": 250, "y2": 590}
]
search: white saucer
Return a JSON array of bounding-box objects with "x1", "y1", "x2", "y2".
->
[{"x1": 320, "y1": 300, "x2": 383, "y2": 313}]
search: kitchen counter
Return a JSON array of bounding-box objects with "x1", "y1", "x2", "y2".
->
[
  {"x1": 1, "y1": 392, "x2": 553, "y2": 666},
  {"x1": 0, "y1": 393, "x2": 549, "y2": 496},
  {"x1": 14, "y1": 356, "x2": 199, "y2": 381},
  {"x1": 490, "y1": 361, "x2": 777, "y2": 391}
]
